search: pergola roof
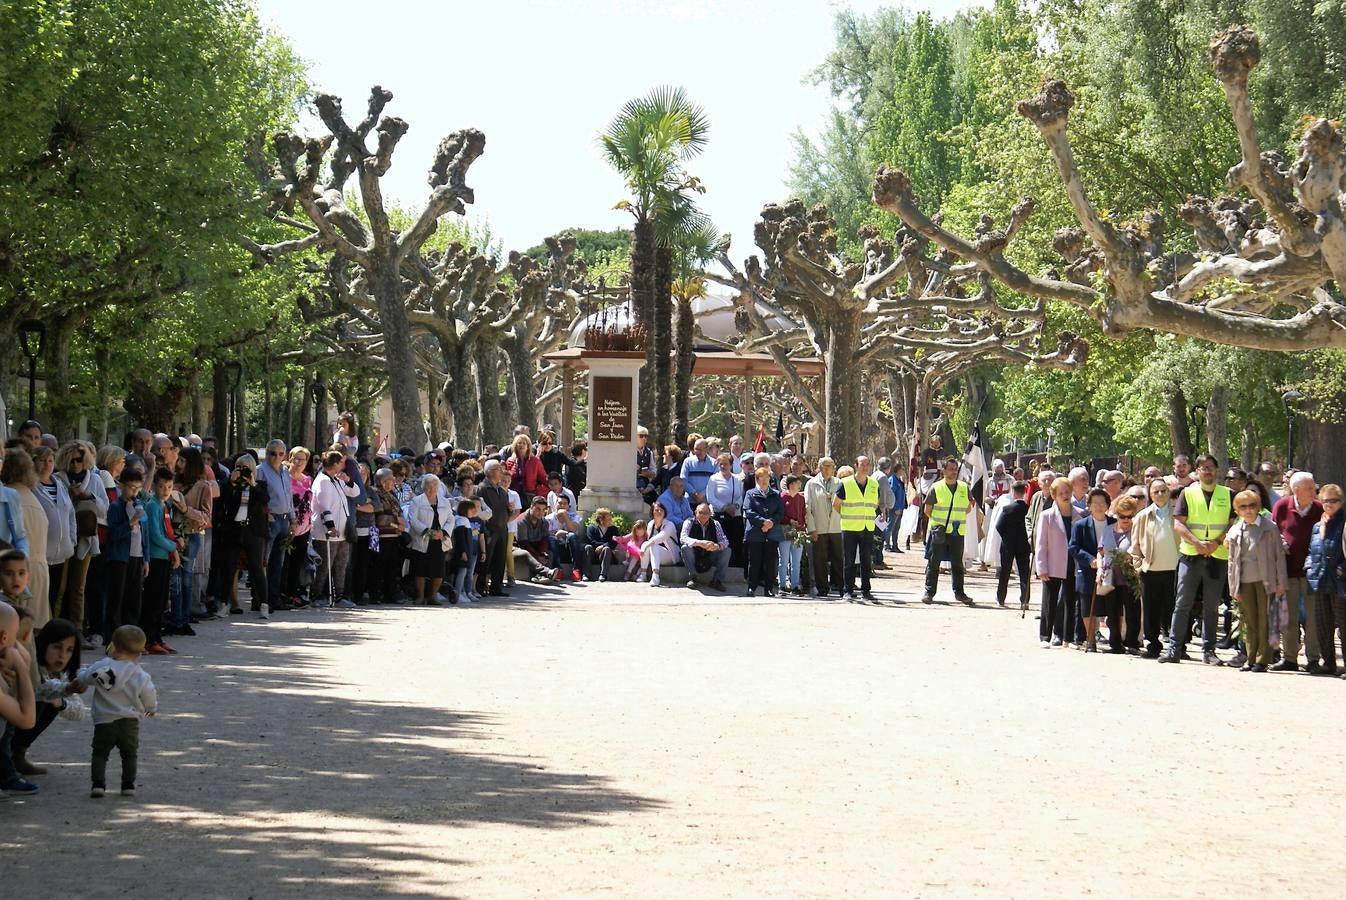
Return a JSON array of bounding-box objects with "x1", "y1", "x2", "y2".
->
[{"x1": 542, "y1": 348, "x2": 823, "y2": 377}]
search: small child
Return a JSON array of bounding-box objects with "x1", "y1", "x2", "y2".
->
[
  {"x1": 13, "y1": 617, "x2": 85, "y2": 776},
  {"x1": 779, "y1": 476, "x2": 807, "y2": 593},
  {"x1": 0, "y1": 599, "x2": 38, "y2": 795},
  {"x1": 617, "y1": 520, "x2": 649, "y2": 581},
  {"x1": 450, "y1": 499, "x2": 481, "y2": 605},
  {"x1": 141, "y1": 468, "x2": 180, "y2": 655},
  {"x1": 104, "y1": 468, "x2": 147, "y2": 635},
  {"x1": 0, "y1": 547, "x2": 34, "y2": 615},
  {"x1": 75, "y1": 624, "x2": 157, "y2": 798}
]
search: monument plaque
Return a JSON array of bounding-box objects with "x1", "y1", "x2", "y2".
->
[{"x1": 591, "y1": 376, "x2": 633, "y2": 442}]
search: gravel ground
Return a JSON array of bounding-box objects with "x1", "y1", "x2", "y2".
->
[{"x1": 4, "y1": 549, "x2": 1343, "y2": 898}]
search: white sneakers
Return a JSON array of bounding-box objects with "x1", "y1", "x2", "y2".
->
[
  {"x1": 650, "y1": 571, "x2": 662, "y2": 587},
  {"x1": 259, "y1": 604, "x2": 270, "y2": 621}
]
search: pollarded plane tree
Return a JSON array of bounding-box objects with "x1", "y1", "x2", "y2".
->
[
  {"x1": 873, "y1": 26, "x2": 1346, "y2": 359},
  {"x1": 253, "y1": 85, "x2": 485, "y2": 449},
  {"x1": 871, "y1": 211, "x2": 1088, "y2": 460},
  {"x1": 500, "y1": 235, "x2": 591, "y2": 433},
  {"x1": 710, "y1": 200, "x2": 1085, "y2": 462},
  {"x1": 403, "y1": 242, "x2": 540, "y2": 448}
]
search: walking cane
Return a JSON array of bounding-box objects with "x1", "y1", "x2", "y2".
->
[{"x1": 324, "y1": 539, "x2": 335, "y2": 608}]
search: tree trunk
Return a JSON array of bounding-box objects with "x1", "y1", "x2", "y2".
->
[
  {"x1": 1205, "y1": 384, "x2": 1229, "y2": 466},
  {"x1": 211, "y1": 362, "x2": 229, "y2": 449},
  {"x1": 505, "y1": 332, "x2": 536, "y2": 434},
  {"x1": 912, "y1": 376, "x2": 933, "y2": 470},
  {"x1": 632, "y1": 216, "x2": 656, "y2": 434},
  {"x1": 190, "y1": 371, "x2": 205, "y2": 437},
  {"x1": 1165, "y1": 387, "x2": 1194, "y2": 459},
  {"x1": 427, "y1": 370, "x2": 451, "y2": 445},
  {"x1": 475, "y1": 343, "x2": 506, "y2": 447},
  {"x1": 262, "y1": 366, "x2": 273, "y2": 442},
  {"x1": 369, "y1": 261, "x2": 425, "y2": 450},
  {"x1": 443, "y1": 346, "x2": 478, "y2": 448},
  {"x1": 44, "y1": 316, "x2": 78, "y2": 439},
  {"x1": 232, "y1": 363, "x2": 247, "y2": 452},
  {"x1": 1300, "y1": 407, "x2": 1346, "y2": 487},
  {"x1": 823, "y1": 313, "x2": 863, "y2": 463},
  {"x1": 651, "y1": 244, "x2": 673, "y2": 449},
  {"x1": 1239, "y1": 420, "x2": 1258, "y2": 470},
  {"x1": 283, "y1": 379, "x2": 294, "y2": 447},
  {"x1": 886, "y1": 367, "x2": 908, "y2": 460},
  {"x1": 672, "y1": 292, "x2": 694, "y2": 446},
  {"x1": 298, "y1": 376, "x2": 312, "y2": 450}
]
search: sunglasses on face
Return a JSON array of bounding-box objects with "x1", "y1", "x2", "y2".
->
[
  {"x1": 1152, "y1": 488, "x2": 1170, "y2": 496},
  {"x1": 1324, "y1": 498, "x2": 1343, "y2": 505},
  {"x1": 1117, "y1": 514, "x2": 1134, "y2": 520},
  {"x1": 1236, "y1": 503, "x2": 1259, "y2": 510}
]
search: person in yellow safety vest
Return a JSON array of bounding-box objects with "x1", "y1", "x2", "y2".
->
[
  {"x1": 832, "y1": 456, "x2": 881, "y2": 602},
  {"x1": 919, "y1": 457, "x2": 978, "y2": 606},
  {"x1": 1160, "y1": 453, "x2": 1236, "y2": 666}
]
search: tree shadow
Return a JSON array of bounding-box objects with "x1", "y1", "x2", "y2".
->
[{"x1": 3, "y1": 621, "x2": 662, "y2": 897}]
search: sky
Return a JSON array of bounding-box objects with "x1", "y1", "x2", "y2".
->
[{"x1": 256, "y1": 0, "x2": 981, "y2": 260}]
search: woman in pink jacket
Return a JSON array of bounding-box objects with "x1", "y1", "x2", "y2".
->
[{"x1": 1034, "y1": 476, "x2": 1078, "y2": 648}]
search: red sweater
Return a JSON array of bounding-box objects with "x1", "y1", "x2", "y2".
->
[
  {"x1": 781, "y1": 492, "x2": 806, "y2": 528},
  {"x1": 1272, "y1": 495, "x2": 1322, "y2": 577}
]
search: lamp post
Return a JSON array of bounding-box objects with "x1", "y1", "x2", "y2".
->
[
  {"x1": 1045, "y1": 426, "x2": 1056, "y2": 467},
  {"x1": 18, "y1": 320, "x2": 45, "y2": 421},
  {"x1": 311, "y1": 373, "x2": 327, "y2": 450},
  {"x1": 1281, "y1": 389, "x2": 1302, "y2": 469}
]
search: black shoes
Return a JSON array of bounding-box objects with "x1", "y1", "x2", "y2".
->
[
  {"x1": 956, "y1": 595, "x2": 975, "y2": 606},
  {"x1": 709, "y1": 579, "x2": 725, "y2": 592},
  {"x1": 919, "y1": 594, "x2": 934, "y2": 604},
  {"x1": 1270, "y1": 659, "x2": 1297, "y2": 672}
]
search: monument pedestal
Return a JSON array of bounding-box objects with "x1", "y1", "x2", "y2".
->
[{"x1": 574, "y1": 352, "x2": 648, "y2": 523}]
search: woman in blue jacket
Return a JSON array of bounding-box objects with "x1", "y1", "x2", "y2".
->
[
  {"x1": 744, "y1": 467, "x2": 784, "y2": 597},
  {"x1": 1304, "y1": 484, "x2": 1346, "y2": 675},
  {"x1": 1069, "y1": 488, "x2": 1115, "y2": 653}
]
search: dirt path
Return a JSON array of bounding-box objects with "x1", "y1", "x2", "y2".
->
[{"x1": 5, "y1": 552, "x2": 1343, "y2": 897}]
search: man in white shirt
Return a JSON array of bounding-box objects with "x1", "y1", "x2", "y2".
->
[
  {"x1": 545, "y1": 472, "x2": 578, "y2": 520},
  {"x1": 310, "y1": 450, "x2": 360, "y2": 608}
]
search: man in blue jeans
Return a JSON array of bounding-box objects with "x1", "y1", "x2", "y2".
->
[
  {"x1": 680, "y1": 503, "x2": 730, "y2": 591},
  {"x1": 256, "y1": 440, "x2": 295, "y2": 610}
]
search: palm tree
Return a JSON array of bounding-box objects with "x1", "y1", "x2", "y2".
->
[
  {"x1": 600, "y1": 86, "x2": 709, "y2": 447},
  {"x1": 669, "y1": 220, "x2": 724, "y2": 446}
]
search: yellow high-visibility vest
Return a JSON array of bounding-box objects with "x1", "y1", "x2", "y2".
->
[
  {"x1": 930, "y1": 480, "x2": 970, "y2": 536},
  {"x1": 839, "y1": 475, "x2": 880, "y2": 532},
  {"x1": 1178, "y1": 483, "x2": 1232, "y2": 560}
]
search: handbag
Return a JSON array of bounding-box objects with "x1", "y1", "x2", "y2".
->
[
  {"x1": 927, "y1": 488, "x2": 957, "y2": 546},
  {"x1": 75, "y1": 499, "x2": 99, "y2": 538}
]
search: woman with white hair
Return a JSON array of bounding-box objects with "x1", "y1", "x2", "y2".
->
[
  {"x1": 408, "y1": 473, "x2": 454, "y2": 604},
  {"x1": 32, "y1": 445, "x2": 76, "y2": 616}
]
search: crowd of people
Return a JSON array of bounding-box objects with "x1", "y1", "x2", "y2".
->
[
  {"x1": 945, "y1": 450, "x2": 1346, "y2": 677},
  {"x1": 2, "y1": 409, "x2": 1341, "y2": 800}
]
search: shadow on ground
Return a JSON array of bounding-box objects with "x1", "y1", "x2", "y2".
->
[{"x1": 3, "y1": 622, "x2": 661, "y2": 898}]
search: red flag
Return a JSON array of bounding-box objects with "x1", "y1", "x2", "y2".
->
[{"x1": 753, "y1": 426, "x2": 766, "y2": 454}]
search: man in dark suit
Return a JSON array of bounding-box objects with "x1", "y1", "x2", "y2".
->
[{"x1": 995, "y1": 481, "x2": 1032, "y2": 610}]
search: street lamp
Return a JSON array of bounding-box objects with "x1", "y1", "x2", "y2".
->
[
  {"x1": 1045, "y1": 427, "x2": 1056, "y2": 466},
  {"x1": 1282, "y1": 389, "x2": 1303, "y2": 469},
  {"x1": 311, "y1": 373, "x2": 328, "y2": 448},
  {"x1": 18, "y1": 320, "x2": 45, "y2": 421}
]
